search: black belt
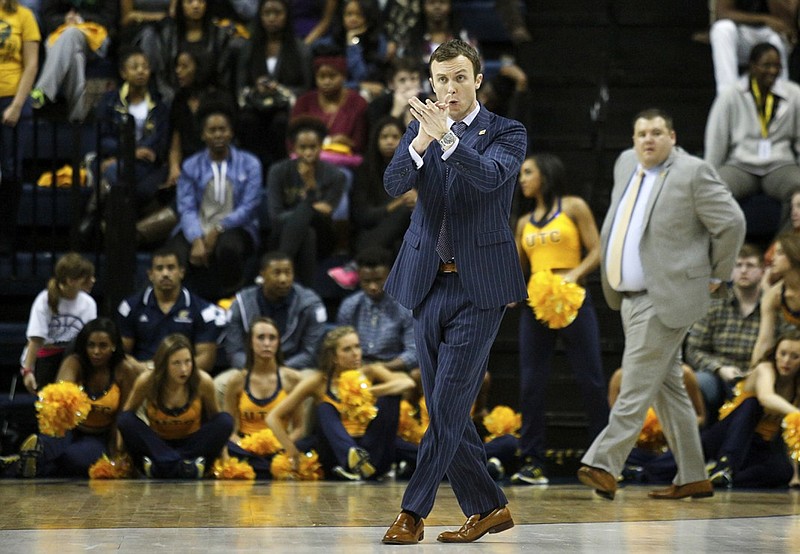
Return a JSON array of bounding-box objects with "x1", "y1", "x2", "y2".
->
[{"x1": 621, "y1": 290, "x2": 646, "y2": 298}]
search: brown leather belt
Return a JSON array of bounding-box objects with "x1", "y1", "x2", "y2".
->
[{"x1": 439, "y1": 261, "x2": 458, "y2": 273}]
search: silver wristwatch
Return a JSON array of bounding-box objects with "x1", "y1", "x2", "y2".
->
[{"x1": 438, "y1": 130, "x2": 457, "y2": 150}]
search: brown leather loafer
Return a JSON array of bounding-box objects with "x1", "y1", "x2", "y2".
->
[
  {"x1": 436, "y1": 506, "x2": 514, "y2": 543},
  {"x1": 577, "y1": 465, "x2": 617, "y2": 500},
  {"x1": 382, "y1": 512, "x2": 424, "y2": 545},
  {"x1": 648, "y1": 480, "x2": 714, "y2": 500}
]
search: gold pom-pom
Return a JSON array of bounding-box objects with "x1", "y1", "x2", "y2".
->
[
  {"x1": 782, "y1": 412, "x2": 800, "y2": 461},
  {"x1": 482, "y1": 405, "x2": 522, "y2": 443},
  {"x1": 239, "y1": 428, "x2": 282, "y2": 456},
  {"x1": 213, "y1": 457, "x2": 256, "y2": 480},
  {"x1": 398, "y1": 400, "x2": 425, "y2": 444},
  {"x1": 527, "y1": 270, "x2": 586, "y2": 329},
  {"x1": 419, "y1": 396, "x2": 429, "y2": 432},
  {"x1": 35, "y1": 381, "x2": 92, "y2": 437},
  {"x1": 271, "y1": 450, "x2": 325, "y2": 481},
  {"x1": 337, "y1": 370, "x2": 378, "y2": 425},
  {"x1": 636, "y1": 408, "x2": 667, "y2": 452},
  {"x1": 88, "y1": 454, "x2": 134, "y2": 479},
  {"x1": 718, "y1": 381, "x2": 750, "y2": 421}
]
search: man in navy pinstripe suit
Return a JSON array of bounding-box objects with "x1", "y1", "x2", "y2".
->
[{"x1": 380, "y1": 39, "x2": 527, "y2": 545}]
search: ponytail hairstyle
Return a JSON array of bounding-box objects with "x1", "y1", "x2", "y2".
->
[{"x1": 47, "y1": 253, "x2": 95, "y2": 314}]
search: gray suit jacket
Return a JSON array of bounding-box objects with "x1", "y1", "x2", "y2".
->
[{"x1": 600, "y1": 147, "x2": 746, "y2": 329}]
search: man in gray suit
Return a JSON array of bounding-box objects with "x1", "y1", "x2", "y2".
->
[{"x1": 577, "y1": 108, "x2": 746, "y2": 500}]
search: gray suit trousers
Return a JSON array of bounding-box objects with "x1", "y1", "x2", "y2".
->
[{"x1": 581, "y1": 294, "x2": 707, "y2": 485}]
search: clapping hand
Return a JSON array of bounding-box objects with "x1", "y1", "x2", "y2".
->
[{"x1": 408, "y1": 94, "x2": 450, "y2": 153}]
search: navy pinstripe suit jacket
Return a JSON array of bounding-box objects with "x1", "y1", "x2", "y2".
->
[{"x1": 383, "y1": 105, "x2": 528, "y2": 310}]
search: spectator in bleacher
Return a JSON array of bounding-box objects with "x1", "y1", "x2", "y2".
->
[
  {"x1": 685, "y1": 244, "x2": 770, "y2": 423},
  {"x1": 291, "y1": 51, "x2": 369, "y2": 156},
  {"x1": 91, "y1": 47, "x2": 169, "y2": 224},
  {"x1": 350, "y1": 116, "x2": 414, "y2": 255},
  {"x1": 266, "y1": 116, "x2": 346, "y2": 286},
  {"x1": 292, "y1": 0, "x2": 337, "y2": 44},
  {"x1": 165, "y1": 48, "x2": 235, "y2": 190},
  {"x1": 315, "y1": 0, "x2": 388, "y2": 99},
  {"x1": 752, "y1": 232, "x2": 800, "y2": 363},
  {"x1": 223, "y1": 316, "x2": 306, "y2": 478},
  {"x1": 117, "y1": 333, "x2": 233, "y2": 478},
  {"x1": 381, "y1": 0, "x2": 421, "y2": 62},
  {"x1": 709, "y1": 0, "x2": 795, "y2": 96},
  {"x1": 5, "y1": 317, "x2": 139, "y2": 478},
  {"x1": 512, "y1": 153, "x2": 608, "y2": 486},
  {"x1": 336, "y1": 247, "x2": 416, "y2": 372},
  {"x1": 29, "y1": 0, "x2": 118, "y2": 122},
  {"x1": 0, "y1": 0, "x2": 40, "y2": 255},
  {"x1": 366, "y1": 57, "x2": 422, "y2": 131},
  {"x1": 224, "y1": 250, "x2": 328, "y2": 370},
  {"x1": 168, "y1": 102, "x2": 262, "y2": 302},
  {"x1": 705, "y1": 42, "x2": 800, "y2": 218},
  {"x1": 641, "y1": 330, "x2": 800, "y2": 489},
  {"x1": 117, "y1": 246, "x2": 224, "y2": 374},
  {"x1": 119, "y1": 0, "x2": 173, "y2": 99},
  {"x1": 156, "y1": 0, "x2": 243, "y2": 99},
  {"x1": 138, "y1": 47, "x2": 237, "y2": 247},
  {"x1": 397, "y1": 0, "x2": 479, "y2": 93},
  {"x1": 20, "y1": 252, "x2": 96, "y2": 394},
  {"x1": 236, "y1": 0, "x2": 313, "y2": 173},
  {"x1": 266, "y1": 325, "x2": 415, "y2": 480}
]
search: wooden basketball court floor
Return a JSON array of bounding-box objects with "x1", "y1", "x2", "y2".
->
[{"x1": 1, "y1": 479, "x2": 799, "y2": 553}]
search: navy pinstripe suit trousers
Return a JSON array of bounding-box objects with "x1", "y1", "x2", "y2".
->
[{"x1": 400, "y1": 273, "x2": 508, "y2": 517}]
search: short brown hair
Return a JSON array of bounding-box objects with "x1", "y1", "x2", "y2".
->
[
  {"x1": 429, "y1": 39, "x2": 481, "y2": 78},
  {"x1": 737, "y1": 243, "x2": 764, "y2": 265},
  {"x1": 632, "y1": 108, "x2": 674, "y2": 131}
]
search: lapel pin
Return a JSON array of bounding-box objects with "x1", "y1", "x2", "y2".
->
[{"x1": 478, "y1": 129, "x2": 487, "y2": 135}]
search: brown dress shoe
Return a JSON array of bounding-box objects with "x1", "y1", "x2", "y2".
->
[
  {"x1": 382, "y1": 512, "x2": 424, "y2": 545},
  {"x1": 577, "y1": 465, "x2": 617, "y2": 500},
  {"x1": 648, "y1": 480, "x2": 714, "y2": 500},
  {"x1": 436, "y1": 506, "x2": 514, "y2": 543}
]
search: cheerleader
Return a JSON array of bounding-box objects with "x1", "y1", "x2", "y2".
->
[
  {"x1": 267, "y1": 325, "x2": 414, "y2": 480},
  {"x1": 224, "y1": 317, "x2": 304, "y2": 478},
  {"x1": 117, "y1": 334, "x2": 233, "y2": 478},
  {"x1": 4, "y1": 318, "x2": 137, "y2": 477}
]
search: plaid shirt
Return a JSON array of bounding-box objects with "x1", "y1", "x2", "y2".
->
[
  {"x1": 336, "y1": 291, "x2": 417, "y2": 370},
  {"x1": 685, "y1": 293, "x2": 778, "y2": 374}
]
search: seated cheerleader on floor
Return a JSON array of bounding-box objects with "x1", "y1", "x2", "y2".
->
[
  {"x1": 267, "y1": 325, "x2": 415, "y2": 480},
  {"x1": 2, "y1": 318, "x2": 139, "y2": 478},
  {"x1": 223, "y1": 317, "x2": 306, "y2": 478},
  {"x1": 117, "y1": 334, "x2": 233, "y2": 478}
]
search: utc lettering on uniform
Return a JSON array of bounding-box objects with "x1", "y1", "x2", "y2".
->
[{"x1": 524, "y1": 230, "x2": 562, "y2": 247}]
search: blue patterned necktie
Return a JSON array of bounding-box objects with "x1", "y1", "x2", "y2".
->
[{"x1": 436, "y1": 121, "x2": 468, "y2": 262}]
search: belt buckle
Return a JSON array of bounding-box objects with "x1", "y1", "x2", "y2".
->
[{"x1": 439, "y1": 261, "x2": 457, "y2": 273}]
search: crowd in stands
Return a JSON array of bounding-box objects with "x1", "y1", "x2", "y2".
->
[{"x1": 3, "y1": 1, "x2": 800, "y2": 489}]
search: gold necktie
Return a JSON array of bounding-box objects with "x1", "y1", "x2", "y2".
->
[{"x1": 606, "y1": 171, "x2": 645, "y2": 289}]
